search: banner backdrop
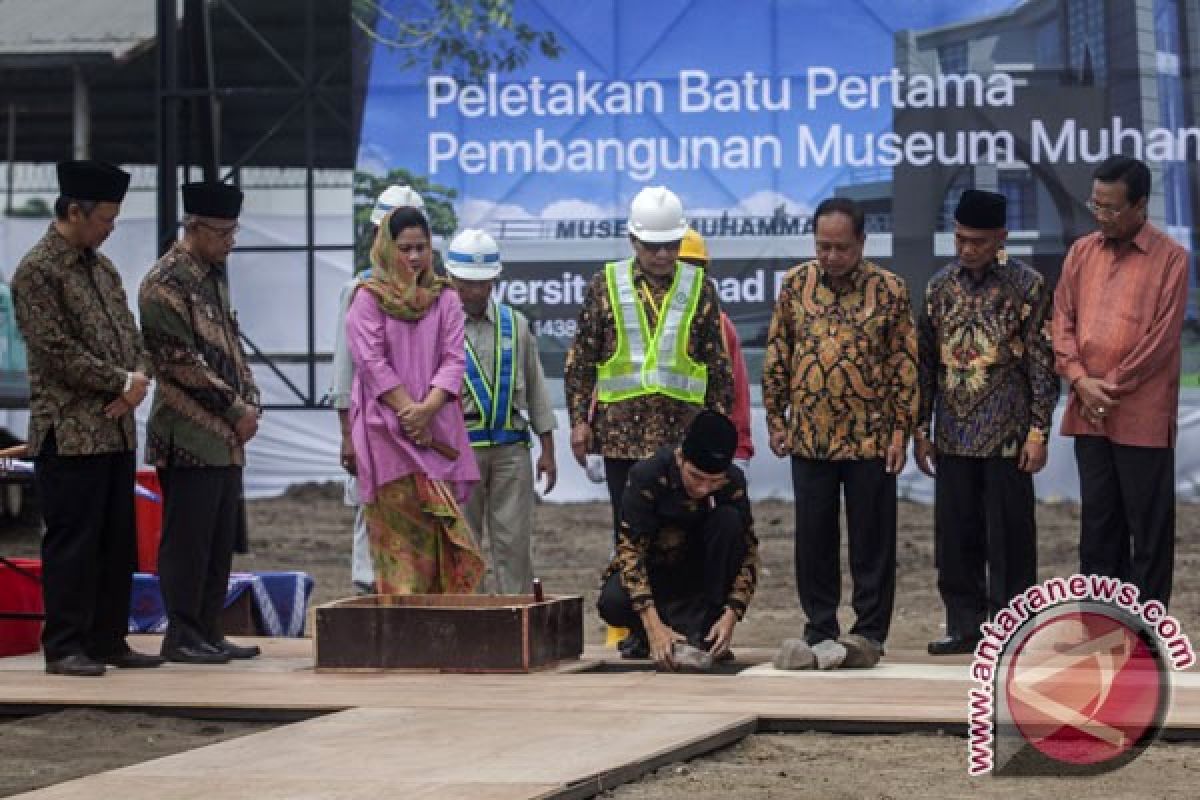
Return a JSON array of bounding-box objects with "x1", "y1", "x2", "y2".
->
[{"x1": 355, "y1": 0, "x2": 1200, "y2": 382}]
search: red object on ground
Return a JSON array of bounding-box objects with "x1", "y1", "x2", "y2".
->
[
  {"x1": 0, "y1": 558, "x2": 43, "y2": 657},
  {"x1": 135, "y1": 468, "x2": 163, "y2": 573}
]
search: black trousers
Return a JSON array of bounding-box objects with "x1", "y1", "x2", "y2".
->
[
  {"x1": 597, "y1": 505, "x2": 748, "y2": 640},
  {"x1": 603, "y1": 458, "x2": 637, "y2": 542},
  {"x1": 791, "y1": 457, "x2": 896, "y2": 645},
  {"x1": 157, "y1": 466, "x2": 243, "y2": 647},
  {"x1": 33, "y1": 431, "x2": 137, "y2": 661},
  {"x1": 935, "y1": 454, "x2": 1037, "y2": 638},
  {"x1": 1075, "y1": 436, "x2": 1174, "y2": 608}
]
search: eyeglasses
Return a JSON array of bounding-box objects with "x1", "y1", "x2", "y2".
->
[
  {"x1": 196, "y1": 221, "x2": 239, "y2": 239},
  {"x1": 1085, "y1": 200, "x2": 1130, "y2": 219}
]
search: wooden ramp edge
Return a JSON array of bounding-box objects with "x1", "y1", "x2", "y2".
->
[{"x1": 10, "y1": 707, "x2": 757, "y2": 800}]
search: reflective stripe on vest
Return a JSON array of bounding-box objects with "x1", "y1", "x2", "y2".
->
[
  {"x1": 463, "y1": 302, "x2": 530, "y2": 448},
  {"x1": 596, "y1": 259, "x2": 707, "y2": 404}
]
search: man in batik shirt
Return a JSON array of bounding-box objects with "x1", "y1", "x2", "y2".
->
[
  {"x1": 916, "y1": 189, "x2": 1056, "y2": 655},
  {"x1": 565, "y1": 186, "x2": 732, "y2": 539},
  {"x1": 763, "y1": 197, "x2": 918, "y2": 668}
]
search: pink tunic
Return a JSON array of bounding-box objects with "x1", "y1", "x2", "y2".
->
[{"x1": 347, "y1": 287, "x2": 479, "y2": 504}]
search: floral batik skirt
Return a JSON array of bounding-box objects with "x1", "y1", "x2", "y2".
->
[{"x1": 364, "y1": 473, "x2": 484, "y2": 594}]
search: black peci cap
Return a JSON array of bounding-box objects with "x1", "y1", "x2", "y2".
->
[
  {"x1": 954, "y1": 189, "x2": 1007, "y2": 230},
  {"x1": 182, "y1": 181, "x2": 244, "y2": 220},
  {"x1": 681, "y1": 410, "x2": 737, "y2": 475},
  {"x1": 56, "y1": 160, "x2": 131, "y2": 203}
]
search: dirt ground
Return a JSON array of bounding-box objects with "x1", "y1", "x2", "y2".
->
[
  {"x1": 0, "y1": 486, "x2": 1198, "y2": 797},
  {"x1": 0, "y1": 710, "x2": 273, "y2": 796},
  {"x1": 599, "y1": 731, "x2": 1200, "y2": 799}
]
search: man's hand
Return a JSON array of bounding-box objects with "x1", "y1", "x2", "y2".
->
[
  {"x1": 704, "y1": 608, "x2": 738, "y2": 659},
  {"x1": 103, "y1": 397, "x2": 131, "y2": 419},
  {"x1": 121, "y1": 371, "x2": 150, "y2": 408},
  {"x1": 645, "y1": 618, "x2": 686, "y2": 672},
  {"x1": 885, "y1": 432, "x2": 907, "y2": 475},
  {"x1": 1074, "y1": 377, "x2": 1119, "y2": 424},
  {"x1": 1018, "y1": 439, "x2": 1048, "y2": 474},
  {"x1": 769, "y1": 428, "x2": 789, "y2": 458},
  {"x1": 234, "y1": 409, "x2": 259, "y2": 443},
  {"x1": 339, "y1": 436, "x2": 357, "y2": 476},
  {"x1": 914, "y1": 435, "x2": 936, "y2": 477},
  {"x1": 570, "y1": 422, "x2": 592, "y2": 468},
  {"x1": 536, "y1": 449, "x2": 557, "y2": 495}
]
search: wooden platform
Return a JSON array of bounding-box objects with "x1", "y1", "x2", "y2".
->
[{"x1": 2, "y1": 635, "x2": 1198, "y2": 799}]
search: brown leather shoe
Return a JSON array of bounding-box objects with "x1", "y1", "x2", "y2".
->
[{"x1": 45, "y1": 653, "x2": 106, "y2": 677}]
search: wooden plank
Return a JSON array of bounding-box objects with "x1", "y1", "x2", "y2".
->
[
  {"x1": 5, "y1": 640, "x2": 1200, "y2": 799},
  {"x1": 13, "y1": 777, "x2": 560, "y2": 800},
  {"x1": 11, "y1": 708, "x2": 754, "y2": 800},
  {"x1": 2, "y1": 639, "x2": 1198, "y2": 731}
]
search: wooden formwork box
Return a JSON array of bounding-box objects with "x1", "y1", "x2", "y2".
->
[{"x1": 314, "y1": 594, "x2": 584, "y2": 673}]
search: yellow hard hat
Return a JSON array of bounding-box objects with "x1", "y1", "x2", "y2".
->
[{"x1": 679, "y1": 227, "x2": 708, "y2": 264}]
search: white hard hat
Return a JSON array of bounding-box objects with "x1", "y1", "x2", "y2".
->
[
  {"x1": 444, "y1": 228, "x2": 502, "y2": 280},
  {"x1": 628, "y1": 186, "x2": 688, "y2": 243},
  {"x1": 370, "y1": 185, "x2": 426, "y2": 226}
]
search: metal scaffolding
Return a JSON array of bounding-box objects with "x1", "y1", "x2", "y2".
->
[{"x1": 155, "y1": 0, "x2": 353, "y2": 410}]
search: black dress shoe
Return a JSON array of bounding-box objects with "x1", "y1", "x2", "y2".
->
[
  {"x1": 162, "y1": 641, "x2": 232, "y2": 664},
  {"x1": 212, "y1": 638, "x2": 261, "y2": 660},
  {"x1": 97, "y1": 649, "x2": 166, "y2": 669},
  {"x1": 928, "y1": 635, "x2": 981, "y2": 656},
  {"x1": 45, "y1": 654, "x2": 106, "y2": 677}
]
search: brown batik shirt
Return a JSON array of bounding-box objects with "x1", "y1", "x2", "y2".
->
[
  {"x1": 603, "y1": 447, "x2": 758, "y2": 618},
  {"x1": 139, "y1": 242, "x2": 259, "y2": 467},
  {"x1": 11, "y1": 224, "x2": 148, "y2": 456},
  {"x1": 762, "y1": 259, "x2": 919, "y2": 460},
  {"x1": 564, "y1": 260, "x2": 732, "y2": 460}
]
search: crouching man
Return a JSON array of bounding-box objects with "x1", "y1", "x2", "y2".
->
[{"x1": 597, "y1": 411, "x2": 758, "y2": 671}]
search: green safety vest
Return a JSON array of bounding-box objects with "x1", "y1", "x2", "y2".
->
[{"x1": 596, "y1": 259, "x2": 707, "y2": 404}]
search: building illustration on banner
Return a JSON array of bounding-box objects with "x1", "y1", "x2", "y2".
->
[{"x1": 893, "y1": 0, "x2": 1198, "y2": 311}]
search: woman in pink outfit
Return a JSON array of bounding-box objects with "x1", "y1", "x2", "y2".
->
[{"x1": 346, "y1": 207, "x2": 483, "y2": 594}]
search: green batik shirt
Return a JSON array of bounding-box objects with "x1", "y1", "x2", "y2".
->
[{"x1": 139, "y1": 242, "x2": 259, "y2": 467}]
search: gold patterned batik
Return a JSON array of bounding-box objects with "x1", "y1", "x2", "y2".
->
[{"x1": 762, "y1": 259, "x2": 918, "y2": 460}]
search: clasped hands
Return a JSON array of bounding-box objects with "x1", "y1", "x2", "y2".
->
[
  {"x1": 396, "y1": 399, "x2": 436, "y2": 447},
  {"x1": 103, "y1": 371, "x2": 151, "y2": 419},
  {"x1": 1074, "y1": 376, "x2": 1119, "y2": 427}
]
